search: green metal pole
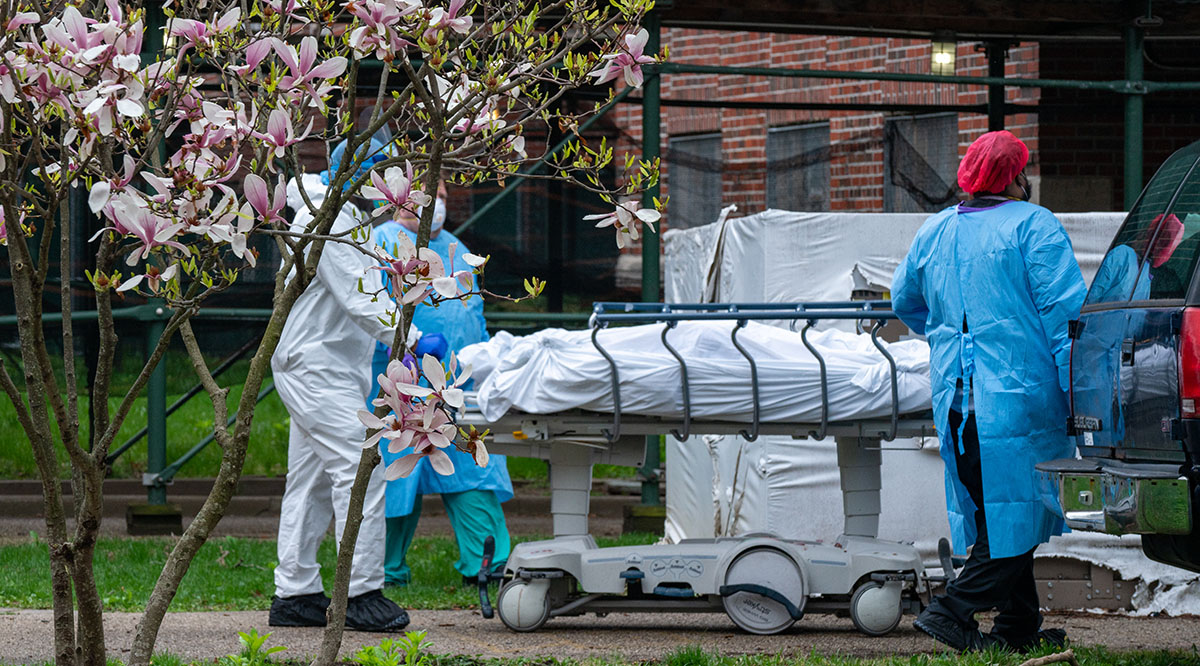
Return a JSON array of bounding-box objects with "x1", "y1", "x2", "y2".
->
[
  {"x1": 639, "y1": 12, "x2": 663, "y2": 507},
  {"x1": 1124, "y1": 25, "x2": 1145, "y2": 211},
  {"x1": 145, "y1": 300, "x2": 168, "y2": 505},
  {"x1": 986, "y1": 42, "x2": 1006, "y2": 132}
]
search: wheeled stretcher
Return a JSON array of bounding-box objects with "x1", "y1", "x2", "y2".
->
[{"x1": 461, "y1": 302, "x2": 944, "y2": 635}]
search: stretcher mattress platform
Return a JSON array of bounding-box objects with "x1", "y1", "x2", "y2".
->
[{"x1": 459, "y1": 302, "x2": 941, "y2": 636}]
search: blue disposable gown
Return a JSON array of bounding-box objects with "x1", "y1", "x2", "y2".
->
[
  {"x1": 368, "y1": 222, "x2": 514, "y2": 517},
  {"x1": 891, "y1": 200, "x2": 1086, "y2": 558}
]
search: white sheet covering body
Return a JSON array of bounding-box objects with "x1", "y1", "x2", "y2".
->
[
  {"x1": 660, "y1": 209, "x2": 1198, "y2": 616},
  {"x1": 464, "y1": 322, "x2": 931, "y2": 424}
]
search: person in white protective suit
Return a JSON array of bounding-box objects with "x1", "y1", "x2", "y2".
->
[{"x1": 269, "y1": 137, "x2": 413, "y2": 632}]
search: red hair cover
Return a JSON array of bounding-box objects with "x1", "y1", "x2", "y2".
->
[{"x1": 957, "y1": 131, "x2": 1030, "y2": 195}]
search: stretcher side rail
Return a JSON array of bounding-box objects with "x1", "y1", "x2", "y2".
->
[
  {"x1": 458, "y1": 406, "x2": 936, "y2": 443},
  {"x1": 586, "y1": 301, "x2": 905, "y2": 445}
]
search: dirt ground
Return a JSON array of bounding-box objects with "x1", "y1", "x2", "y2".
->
[{"x1": 2, "y1": 607, "x2": 1197, "y2": 664}]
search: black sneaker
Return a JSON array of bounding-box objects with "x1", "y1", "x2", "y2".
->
[
  {"x1": 993, "y1": 628, "x2": 1068, "y2": 653},
  {"x1": 269, "y1": 592, "x2": 330, "y2": 627},
  {"x1": 346, "y1": 589, "x2": 411, "y2": 633},
  {"x1": 913, "y1": 610, "x2": 1003, "y2": 653}
]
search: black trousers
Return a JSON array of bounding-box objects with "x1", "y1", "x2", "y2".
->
[{"x1": 924, "y1": 410, "x2": 1042, "y2": 638}]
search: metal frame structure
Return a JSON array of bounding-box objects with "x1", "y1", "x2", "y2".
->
[{"x1": 451, "y1": 12, "x2": 1195, "y2": 502}]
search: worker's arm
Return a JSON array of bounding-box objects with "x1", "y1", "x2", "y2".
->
[
  {"x1": 1021, "y1": 210, "x2": 1088, "y2": 394},
  {"x1": 891, "y1": 243, "x2": 929, "y2": 336},
  {"x1": 317, "y1": 209, "x2": 402, "y2": 346}
]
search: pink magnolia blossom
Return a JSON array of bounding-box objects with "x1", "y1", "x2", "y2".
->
[
  {"x1": 6, "y1": 12, "x2": 39, "y2": 31},
  {"x1": 109, "y1": 207, "x2": 189, "y2": 265},
  {"x1": 384, "y1": 404, "x2": 457, "y2": 479},
  {"x1": 347, "y1": 1, "x2": 418, "y2": 60},
  {"x1": 166, "y1": 7, "x2": 240, "y2": 59},
  {"x1": 243, "y1": 173, "x2": 287, "y2": 226},
  {"x1": 427, "y1": 0, "x2": 472, "y2": 42},
  {"x1": 584, "y1": 201, "x2": 661, "y2": 249},
  {"x1": 116, "y1": 262, "x2": 177, "y2": 294},
  {"x1": 252, "y1": 108, "x2": 313, "y2": 161},
  {"x1": 0, "y1": 209, "x2": 6, "y2": 247},
  {"x1": 399, "y1": 248, "x2": 448, "y2": 305},
  {"x1": 273, "y1": 36, "x2": 348, "y2": 110},
  {"x1": 228, "y1": 39, "x2": 274, "y2": 77},
  {"x1": 370, "y1": 234, "x2": 429, "y2": 299},
  {"x1": 42, "y1": 6, "x2": 107, "y2": 67},
  {"x1": 360, "y1": 161, "x2": 433, "y2": 220},
  {"x1": 590, "y1": 28, "x2": 655, "y2": 88},
  {"x1": 88, "y1": 154, "x2": 138, "y2": 214},
  {"x1": 425, "y1": 352, "x2": 472, "y2": 410},
  {"x1": 356, "y1": 409, "x2": 405, "y2": 449}
]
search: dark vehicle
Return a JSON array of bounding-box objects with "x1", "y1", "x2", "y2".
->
[{"x1": 1037, "y1": 140, "x2": 1200, "y2": 573}]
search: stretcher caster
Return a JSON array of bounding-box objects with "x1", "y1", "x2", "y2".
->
[
  {"x1": 496, "y1": 579, "x2": 550, "y2": 632},
  {"x1": 849, "y1": 580, "x2": 903, "y2": 636},
  {"x1": 719, "y1": 547, "x2": 806, "y2": 635}
]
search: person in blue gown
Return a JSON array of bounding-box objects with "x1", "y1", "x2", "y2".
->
[
  {"x1": 892, "y1": 131, "x2": 1086, "y2": 653},
  {"x1": 368, "y1": 179, "x2": 513, "y2": 587}
]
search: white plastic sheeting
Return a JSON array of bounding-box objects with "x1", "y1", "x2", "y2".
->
[
  {"x1": 462, "y1": 322, "x2": 932, "y2": 424},
  {"x1": 661, "y1": 208, "x2": 1199, "y2": 616},
  {"x1": 665, "y1": 207, "x2": 1124, "y2": 308}
]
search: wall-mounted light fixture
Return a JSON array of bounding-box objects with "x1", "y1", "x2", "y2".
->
[{"x1": 930, "y1": 32, "x2": 957, "y2": 76}]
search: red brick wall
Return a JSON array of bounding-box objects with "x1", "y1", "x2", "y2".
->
[
  {"x1": 1039, "y1": 40, "x2": 1200, "y2": 211},
  {"x1": 611, "y1": 30, "x2": 1040, "y2": 233}
]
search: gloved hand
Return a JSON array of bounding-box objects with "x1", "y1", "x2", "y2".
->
[{"x1": 413, "y1": 333, "x2": 449, "y2": 361}]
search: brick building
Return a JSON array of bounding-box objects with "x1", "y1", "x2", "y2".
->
[{"x1": 608, "y1": 31, "x2": 1041, "y2": 229}]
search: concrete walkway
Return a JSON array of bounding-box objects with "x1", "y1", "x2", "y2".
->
[{"x1": 2, "y1": 608, "x2": 1197, "y2": 664}]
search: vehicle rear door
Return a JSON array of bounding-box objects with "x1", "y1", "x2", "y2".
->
[{"x1": 1072, "y1": 142, "x2": 1200, "y2": 462}]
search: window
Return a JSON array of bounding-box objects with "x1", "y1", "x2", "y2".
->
[
  {"x1": 666, "y1": 133, "x2": 723, "y2": 229},
  {"x1": 1087, "y1": 142, "x2": 1200, "y2": 305},
  {"x1": 766, "y1": 123, "x2": 831, "y2": 211},
  {"x1": 883, "y1": 113, "x2": 959, "y2": 213}
]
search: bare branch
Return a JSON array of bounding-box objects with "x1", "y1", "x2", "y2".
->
[{"x1": 178, "y1": 320, "x2": 233, "y2": 450}]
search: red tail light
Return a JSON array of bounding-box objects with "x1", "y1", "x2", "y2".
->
[{"x1": 1180, "y1": 308, "x2": 1200, "y2": 417}]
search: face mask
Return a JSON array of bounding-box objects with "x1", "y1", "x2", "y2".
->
[{"x1": 431, "y1": 198, "x2": 447, "y2": 234}]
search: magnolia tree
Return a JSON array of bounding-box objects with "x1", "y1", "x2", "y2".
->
[{"x1": 0, "y1": 1, "x2": 660, "y2": 665}]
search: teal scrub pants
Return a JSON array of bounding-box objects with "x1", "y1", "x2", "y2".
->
[{"x1": 384, "y1": 489, "x2": 511, "y2": 585}]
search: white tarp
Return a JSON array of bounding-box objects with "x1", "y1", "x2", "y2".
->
[
  {"x1": 464, "y1": 323, "x2": 932, "y2": 424},
  {"x1": 665, "y1": 207, "x2": 1123, "y2": 307},
  {"x1": 662, "y1": 208, "x2": 1199, "y2": 616}
]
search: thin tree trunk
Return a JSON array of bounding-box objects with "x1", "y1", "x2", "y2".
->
[
  {"x1": 5, "y1": 204, "x2": 78, "y2": 665},
  {"x1": 314, "y1": 448, "x2": 380, "y2": 666},
  {"x1": 128, "y1": 287, "x2": 309, "y2": 666},
  {"x1": 71, "y1": 468, "x2": 107, "y2": 666}
]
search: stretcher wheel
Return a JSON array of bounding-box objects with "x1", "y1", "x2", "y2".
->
[
  {"x1": 496, "y1": 579, "x2": 550, "y2": 632},
  {"x1": 721, "y1": 547, "x2": 806, "y2": 635},
  {"x1": 849, "y1": 580, "x2": 903, "y2": 636}
]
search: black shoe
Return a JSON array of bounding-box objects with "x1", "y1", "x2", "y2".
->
[
  {"x1": 346, "y1": 589, "x2": 411, "y2": 633},
  {"x1": 269, "y1": 592, "x2": 330, "y2": 627},
  {"x1": 913, "y1": 610, "x2": 1003, "y2": 653},
  {"x1": 994, "y1": 628, "x2": 1068, "y2": 653}
]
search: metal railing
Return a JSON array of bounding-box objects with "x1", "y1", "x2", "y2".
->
[{"x1": 588, "y1": 301, "x2": 903, "y2": 445}]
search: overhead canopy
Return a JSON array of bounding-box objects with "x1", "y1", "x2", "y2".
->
[{"x1": 658, "y1": 0, "x2": 1200, "y2": 39}]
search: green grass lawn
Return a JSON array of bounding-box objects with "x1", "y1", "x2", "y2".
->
[
  {"x1": 2, "y1": 536, "x2": 1195, "y2": 666},
  {"x1": 31, "y1": 640, "x2": 1200, "y2": 666},
  {"x1": 0, "y1": 533, "x2": 660, "y2": 612}
]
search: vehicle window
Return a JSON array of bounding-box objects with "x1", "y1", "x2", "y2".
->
[
  {"x1": 1085, "y1": 143, "x2": 1200, "y2": 305},
  {"x1": 1141, "y1": 173, "x2": 1200, "y2": 300}
]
